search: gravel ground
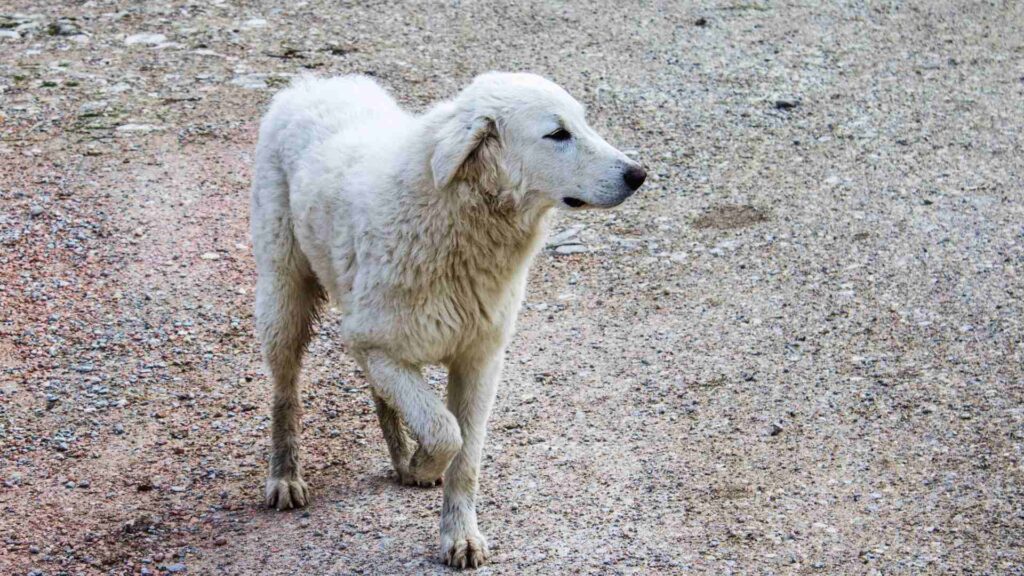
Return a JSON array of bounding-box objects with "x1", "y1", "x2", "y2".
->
[{"x1": 2, "y1": 1, "x2": 1023, "y2": 574}]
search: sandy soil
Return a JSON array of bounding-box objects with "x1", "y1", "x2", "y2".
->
[{"x1": 1, "y1": 1, "x2": 1023, "y2": 574}]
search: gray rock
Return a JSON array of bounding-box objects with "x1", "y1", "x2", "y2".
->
[
  {"x1": 230, "y1": 73, "x2": 270, "y2": 90},
  {"x1": 116, "y1": 124, "x2": 163, "y2": 133},
  {"x1": 547, "y1": 225, "x2": 584, "y2": 247},
  {"x1": 78, "y1": 101, "x2": 108, "y2": 117},
  {"x1": 47, "y1": 19, "x2": 81, "y2": 36},
  {"x1": 554, "y1": 244, "x2": 588, "y2": 255},
  {"x1": 124, "y1": 32, "x2": 166, "y2": 46}
]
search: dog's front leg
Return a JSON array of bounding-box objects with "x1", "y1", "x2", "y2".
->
[
  {"x1": 441, "y1": 346, "x2": 503, "y2": 569},
  {"x1": 360, "y1": 349, "x2": 463, "y2": 485}
]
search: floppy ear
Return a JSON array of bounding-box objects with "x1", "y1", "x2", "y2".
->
[{"x1": 430, "y1": 113, "x2": 501, "y2": 190}]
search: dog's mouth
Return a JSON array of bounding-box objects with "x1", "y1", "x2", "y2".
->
[{"x1": 562, "y1": 195, "x2": 633, "y2": 209}]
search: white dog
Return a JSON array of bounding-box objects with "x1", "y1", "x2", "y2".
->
[{"x1": 250, "y1": 72, "x2": 645, "y2": 568}]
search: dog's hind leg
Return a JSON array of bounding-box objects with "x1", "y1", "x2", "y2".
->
[
  {"x1": 253, "y1": 164, "x2": 324, "y2": 510},
  {"x1": 358, "y1": 349, "x2": 462, "y2": 487},
  {"x1": 256, "y1": 251, "x2": 322, "y2": 510},
  {"x1": 371, "y1": 391, "x2": 416, "y2": 484}
]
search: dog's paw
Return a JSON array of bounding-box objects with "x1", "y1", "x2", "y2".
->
[
  {"x1": 265, "y1": 476, "x2": 309, "y2": 510},
  {"x1": 397, "y1": 468, "x2": 443, "y2": 488},
  {"x1": 405, "y1": 445, "x2": 454, "y2": 486},
  {"x1": 442, "y1": 531, "x2": 489, "y2": 569}
]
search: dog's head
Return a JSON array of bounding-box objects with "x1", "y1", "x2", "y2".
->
[{"x1": 431, "y1": 72, "x2": 646, "y2": 209}]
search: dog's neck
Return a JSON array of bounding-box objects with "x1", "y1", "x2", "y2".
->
[
  {"x1": 427, "y1": 178, "x2": 553, "y2": 280},
  {"x1": 392, "y1": 116, "x2": 554, "y2": 291}
]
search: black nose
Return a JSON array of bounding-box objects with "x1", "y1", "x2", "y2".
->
[{"x1": 623, "y1": 165, "x2": 647, "y2": 191}]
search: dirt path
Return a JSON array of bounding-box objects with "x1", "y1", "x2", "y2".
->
[{"x1": 2, "y1": 1, "x2": 1023, "y2": 574}]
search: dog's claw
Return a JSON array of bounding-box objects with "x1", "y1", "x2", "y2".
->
[
  {"x1": 443, "y1": 534, "x2": 488, "y2": 569},
  {"x1": 265, "y1": 477, "x2": 309, "y2": 510}
]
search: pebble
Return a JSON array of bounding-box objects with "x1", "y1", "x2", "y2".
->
[
  {"x1": 166, "y1": 563, "x2": 186, "y2": 573},
  {"x1": 554, "y1": 244, "x2": 588, "y2": 255},
  {"x1": 230, "y1": 73, "x2": 278, "y2": 90},
  {"x1": 124, "y1": 33, "x2": 167, "y2": 46},
  {"x1": 47, "y1": 19, "x2": 82, "y2": 36},
  {"x1": 116, "y1": 124, "x2": 164, "y2": 133},
  {"x1": 547, "y1": 225, "x2": 584, "y2": 247},
  {"x1": 774, "y1": 98, "x2": 800, "y2": 110},
  {"x1": 78, "y1": 101, "x2": 108, "y2": 117}
]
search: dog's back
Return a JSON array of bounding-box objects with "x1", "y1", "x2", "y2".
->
[
  {"x1": 250, "y1": 75, "x2": 404, "y2": 289},
  {"x1": 255, "y1": 75, "x2": 401, "y2": 177}
]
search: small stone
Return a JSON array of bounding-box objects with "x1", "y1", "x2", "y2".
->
[
  {"x1": 116, "y1": 124, "x2": 163, "y2": 133},
  {"x1": 166, "y1": 562, "x2": 186, "y2": 572},
  {"x1": 242, "y1": 18, "x2": 268, "y2": 29},
  {"x1": 200, "y1": 252, "x2": 220, "y2": 260},
  {"x1": 774, "y1": 99, "x2": 800, "y2": 110},
  {"x1": 230, "y1": 73, "x2": 270, "y2": 90},
  {"x1": 768, "y1": 423, "x2": 784, "y2": 436},
  {"x1": 554, "y1": 244, "x2": 588, "y2": 255},
  {"x1": 29, "y1": 205, "x2": 44, "y2": 217},
  {"x1": 47, "y1": 19, "x2": 82, "y2": 36},
  {"x1": 547, "y1": 225, "x2": 584, "y2": 247},
  {"x1": 125, "y1": 33, "x2": 167, "y2": 46},
  {"x1": 78, "y1": 101, "x2": 108, "y2": 117}
]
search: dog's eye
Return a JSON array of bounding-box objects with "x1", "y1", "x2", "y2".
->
[{"x1": 544, "y1": 128, "x2": 572, "y2": 142}]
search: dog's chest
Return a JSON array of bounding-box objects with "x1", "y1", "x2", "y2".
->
[
  {"x1": 411, "y1": 254, "x2": 524, "y2": 340},
  {"x1": 337, "y1": 201, "x2": 548, "y2": 361}
]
